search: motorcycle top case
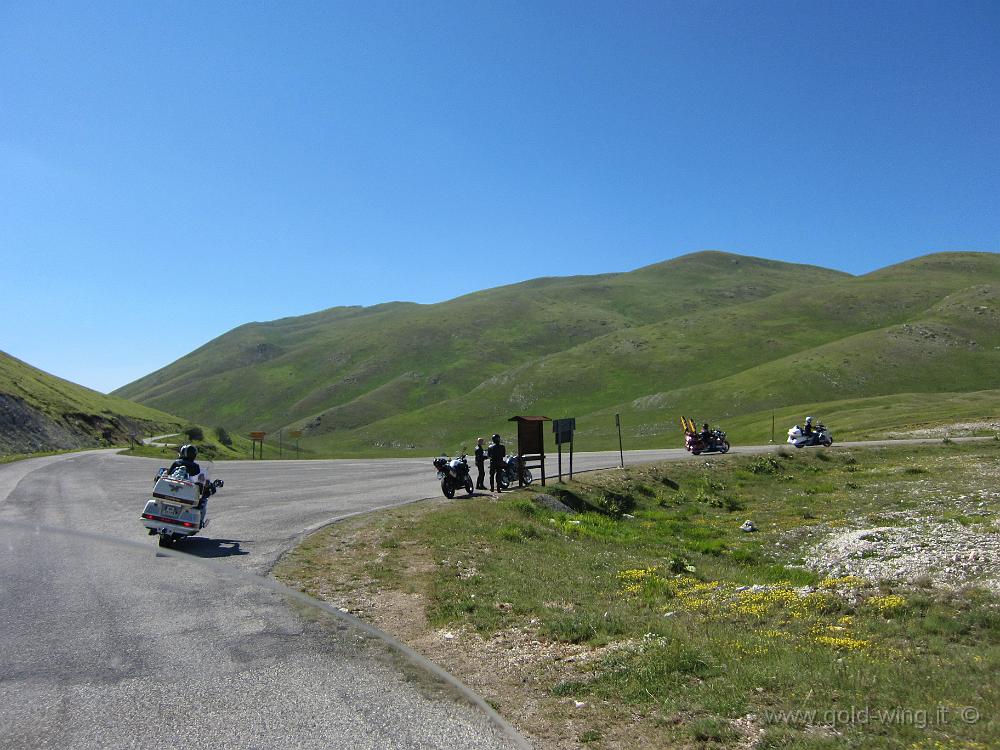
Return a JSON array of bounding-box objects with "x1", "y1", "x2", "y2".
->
[{"x1": 152, "y1": 476, "x2": 200, "y2": 505}]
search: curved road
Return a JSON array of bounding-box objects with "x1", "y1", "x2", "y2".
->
[{"x1": 0, "y1": 439, "x2": 984, "y2": 748}]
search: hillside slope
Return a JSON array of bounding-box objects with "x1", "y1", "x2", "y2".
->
[
  {"x1": 115, "y1": 251, "x2": 1000, "y2": 455},
  {"x1": 0, "y1": 352, "x2": 183, "y2": 454},
  {"x1": 115, "y1": 252, "x2": 845, "y2": 430}
]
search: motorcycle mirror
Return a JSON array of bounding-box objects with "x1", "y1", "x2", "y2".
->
[{"x1": 213, "y1": 479, "x2": 224, "y2": 488}]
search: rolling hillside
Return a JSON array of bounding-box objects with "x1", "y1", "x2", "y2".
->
[
  {"x1": 114, "y1": 251, "x2": 1000, "y2": 455},
  {"x1": 0, "y1": 351, "x2": 183, "y2": 455}
]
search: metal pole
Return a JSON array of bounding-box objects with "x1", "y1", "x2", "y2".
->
[
  {"x1": 616, "y1": 413, "x2": 624, "y2": 468},
  {"x1": 569, "y1": 437, "x2": 574, "y2": 480},
  {"x1": 771, "y1": 411, "x2": 775, "y2": 443},
  {"x1": 558, "y1": 440, "x2": 563, "y2": 482}
]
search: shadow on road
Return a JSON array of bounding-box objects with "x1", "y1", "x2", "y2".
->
[{"x1": 173, "y1": 537, "x2": 248, "y2": 558}]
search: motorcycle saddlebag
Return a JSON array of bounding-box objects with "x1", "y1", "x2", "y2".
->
[{"x1": 152, "y1": 476, "x2": 200, "y2": 505}]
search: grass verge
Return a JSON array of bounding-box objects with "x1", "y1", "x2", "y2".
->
[{"x1": 276, "y1": 443, "x2": 999, "y2": 749}]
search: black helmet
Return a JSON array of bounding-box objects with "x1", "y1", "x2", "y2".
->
[
  {"x1": 180, "y1": 444, "x2": 198, "y2": 460},
  {"x1": 491, "y1": 433, "x2": 501, "y2": 442}
]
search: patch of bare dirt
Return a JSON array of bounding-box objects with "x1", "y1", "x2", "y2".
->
[{"x1": 280, "y1": 505, "x2": 680, "y2": 750}]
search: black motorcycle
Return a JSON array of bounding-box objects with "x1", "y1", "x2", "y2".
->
[
  {"x1": 433, "y1": 455, "x2": 474, "y2": 498},
  {"x1": 501, "y1": 454, "x2": 533, "y2": 486}
]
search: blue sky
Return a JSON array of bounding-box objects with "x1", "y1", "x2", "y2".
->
[{"x1": 1, "y1": 1, "x2": 997, "y2": 393}]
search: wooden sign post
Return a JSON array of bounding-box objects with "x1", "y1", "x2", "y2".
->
[
  {"x1": 507, "y1": 416, "x2": 550, "y2": 486},
  {"x1": 249, "y1": 431, "x2": 266, "y2": 460},
  {"x1": 616, "y1": 413, "x2": 624, "y2": 468}
]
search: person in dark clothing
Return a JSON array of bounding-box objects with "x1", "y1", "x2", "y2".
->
[
  {"x1": 165, "y1": 444, "x2": 211, "y2": 527},
  {"x1": 487, "y1": 433, "x2": 506, "y2": 493},
  {"x1": 802, "y1": 416, "x2": 815, "y2": 437},
  {"x1": 699, "y1": 422, "x2": 713, "y2": 449},
  {"x1": 166, "y1": 444, "x2": 201, "y2": 479},
  {"x1": 474, "y1": 437, "x2": 488, "y2": 490}
]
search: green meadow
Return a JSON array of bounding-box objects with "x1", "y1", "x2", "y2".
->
[
  {"x1": 113, "y1": 251, "x2": 1000, "y2": 458},
  {"x1": 277, "y1": 441, "x2": 1000, "y2": 749}
]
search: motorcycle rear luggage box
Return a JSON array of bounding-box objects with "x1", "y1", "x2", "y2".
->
[{"x1": 152, "y1": 476, "x2": 199, "y2": 505}]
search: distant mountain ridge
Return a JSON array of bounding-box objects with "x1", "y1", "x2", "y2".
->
[
  {"x1": 0, "y1": 351, "x2": 182, "y2": 454},
  {"x1": 113, "y1": 250, "x2": 1000, "y2": 454}
]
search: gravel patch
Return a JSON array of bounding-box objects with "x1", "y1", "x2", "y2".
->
[
  {"x1": 805, "y1": 522, "x2": 1000, "y2": 593},
  {"x1": 886, "y1": 420, "x2": 1000, "y2": 438}
]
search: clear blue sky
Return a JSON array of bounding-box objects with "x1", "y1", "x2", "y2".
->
[{"x1": 2, "y1": 1, "x2": 997, "y2": 393}]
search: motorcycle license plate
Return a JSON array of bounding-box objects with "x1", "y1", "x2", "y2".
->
[{"x1": 160, "y1": 504, "x2": 181, "y2": 517}]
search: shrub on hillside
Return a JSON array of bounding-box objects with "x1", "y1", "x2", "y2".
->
[
  {"x1": 215, "y1": 426, "x2": 232, "y2": 447},
  {"x1": 183, "y1": 425, "x2": 204, "y2": 441},
  {"x1": 746, "y1": 455, "x2": 781, "y2": 474},
  {"x1": 599, "y1": 490, "x2": 636, "y2": 517}
]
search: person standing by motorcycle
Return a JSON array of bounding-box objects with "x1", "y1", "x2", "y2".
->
[
  {"x1": 474, "y1": 437, "x2": 488, "y2": 490},
  {"x1": 487, "y1": 433, "x2": 506, "y2": 493}
]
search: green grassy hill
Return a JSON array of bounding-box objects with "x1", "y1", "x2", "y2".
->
[
  {"x1": 114, "y1": 251, "x2": 1000, "y2": 456},
  {"x1": 0, "y1": 351, "x2": 184, "y2": 455}
]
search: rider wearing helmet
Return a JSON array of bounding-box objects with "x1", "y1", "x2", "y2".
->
[
  {"x1": 167, "y1": 444, "x2": 201, "y2": 478},
  {"x1": 699, "y1": 422, "x2": 713, "y2": 449},
  {"x1": 166, "y1": 444, "x2": 212, "y2": 526},
  {"x1": 802, "y1": 416, "x2": 815, "y2": 437},
  {"x1": 487, "y1": 433, "x2": 507, "y2": 493}
]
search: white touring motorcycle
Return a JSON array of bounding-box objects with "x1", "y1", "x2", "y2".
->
[
  {"x1": 787, "y1": 423, "x2": 834, "y2": 448},
  {"x1": 141, "y1": 467, "x2": 223, "y2": 547}
]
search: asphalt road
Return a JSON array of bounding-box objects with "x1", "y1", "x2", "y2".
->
[
  {"x1": 0, "y1": 438, "x2": 985, "y2": 748},
  {"x1": 0, "y1": 451, "x2": 528, "y2": 750}
]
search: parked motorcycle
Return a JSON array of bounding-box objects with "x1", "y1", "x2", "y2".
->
[
  {"x1": 433, "y1": 454, "x2": 474, "y2": 498},
  {"x1": 502, "y1": 454, "x2": 533, "y2": 486},
  {"x1": 141, "y1": 466, "x2": 223, "y2": 547},
  {"x1": 787, "y1": 423, "x2": 834, "y2": 448}
]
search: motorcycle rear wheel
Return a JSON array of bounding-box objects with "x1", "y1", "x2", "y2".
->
[
  {"x1": 497, "y1": 474, "x2": 510, "y2": 491},
  {"x1": 521, "y1": 468, "x2": 533, "y2": 485},
  {"x1": 464, "y1": 477, "x2": 474, "y2": 496},
  {"x1": 442, "y1": 478, "x2": 455, "y2": 499}
]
